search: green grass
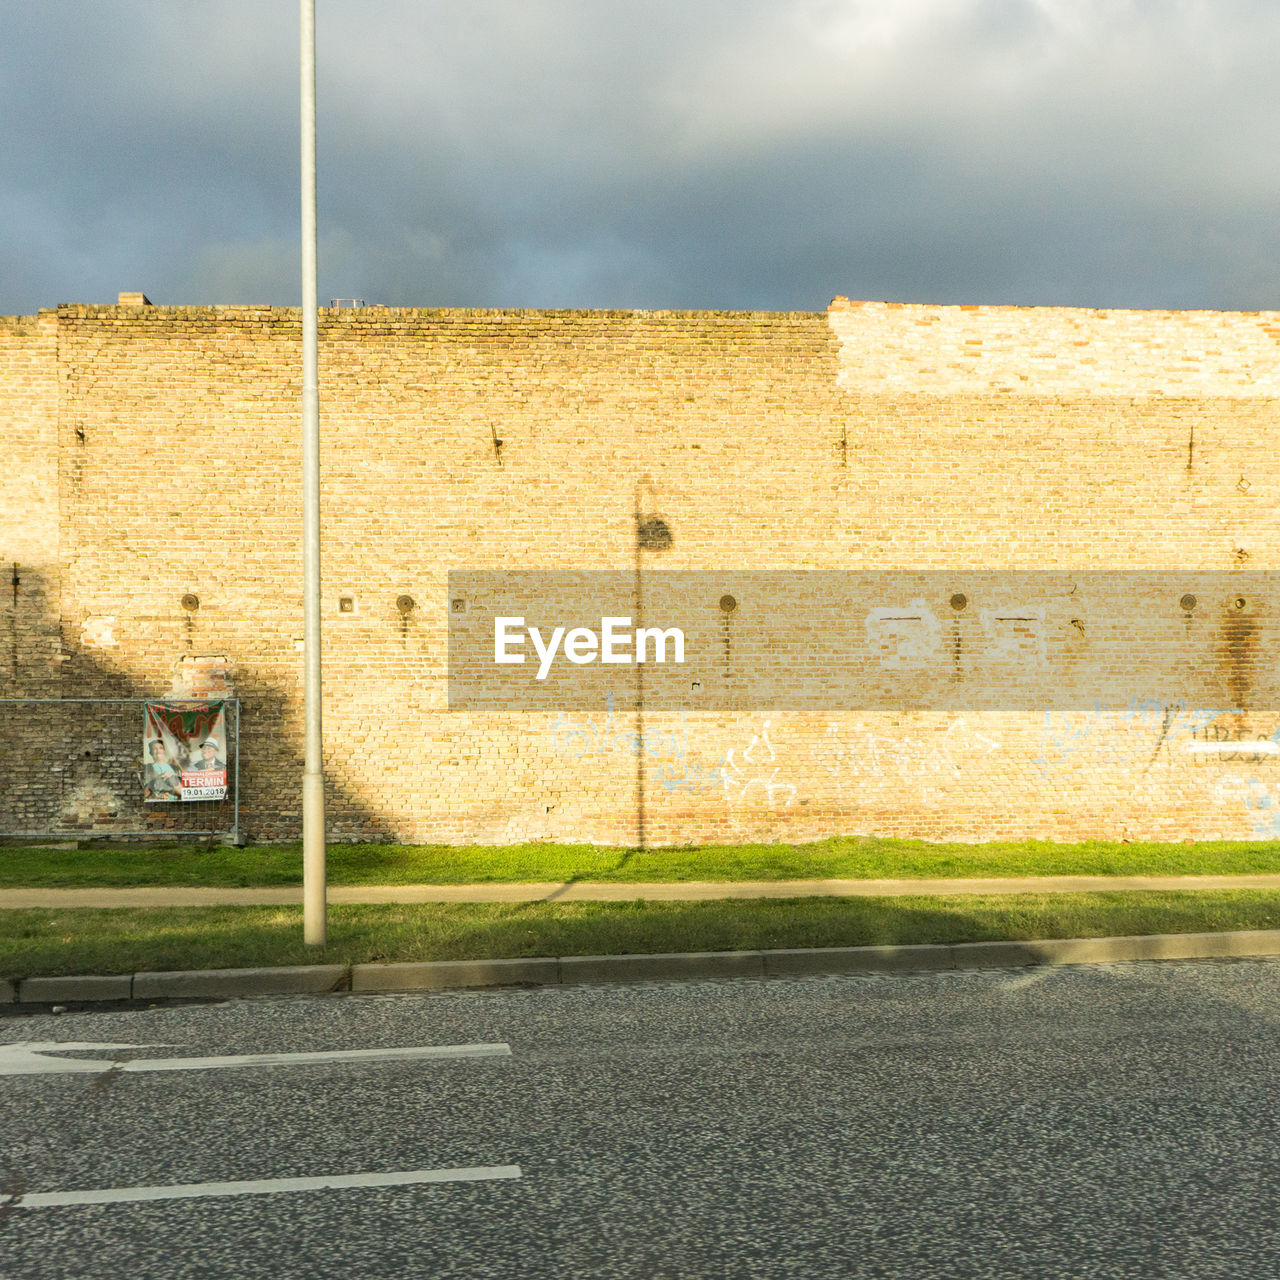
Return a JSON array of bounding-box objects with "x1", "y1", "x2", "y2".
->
[
  {"x1": 3, "y1": 835, "x2": 1280, "y2": 890},
  {"x1": 4, "y1": 890, "x2": 1280, "y2": 980}
]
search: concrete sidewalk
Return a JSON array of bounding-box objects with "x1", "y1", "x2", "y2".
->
[{"x1": 6, "y1": 873, "x2": 1280, "y2": 909}]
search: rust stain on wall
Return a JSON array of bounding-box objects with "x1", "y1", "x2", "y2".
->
[{"x1": 1219, "y1": 598, "x2": 1258, "y2": 711}]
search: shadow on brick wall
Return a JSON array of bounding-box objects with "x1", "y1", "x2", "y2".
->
[{"x1": 0, "y1": 567, "x2": 393, "y2": 843}]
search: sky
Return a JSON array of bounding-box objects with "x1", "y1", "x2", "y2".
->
[{"x1": 3, "y1": 0, "x2": 1279, "y2": 315}]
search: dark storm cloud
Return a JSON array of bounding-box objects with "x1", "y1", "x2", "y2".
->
[{"x1": 3, "y1": 0, "x2": 1279, "y2": 314}]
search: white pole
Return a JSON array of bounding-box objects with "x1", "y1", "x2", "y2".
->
[{"x1": 300, "y1": 0, "x2": 326, "y2": 946}]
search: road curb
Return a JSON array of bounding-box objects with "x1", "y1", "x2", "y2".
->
[
  {"x1": 8, "y1": 929, "x2": 1280, "y2": 1005},
  {"x1": 19, "y1": 974, "x2": 133, "y2": 1003},
  {"x1": 763, "y1": 943, "x2": 956, "y2": 976},
  {"x1": 350, "y1": 958, "x2": 559, "y2": 991},
  {"x1": 131, "y1": 965, "x2": 349, "y2": 1000},
  {"x1": 559, "y1": 950, "x2": 767, "y2": 984}
]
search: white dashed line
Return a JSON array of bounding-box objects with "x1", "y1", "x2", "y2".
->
[
  {"x1": 16, "y1": 1165, "x2": 523, "y2": 1208},
  {"x1": 0, "y1": 1041, "x2": 512, "y2": 1076}
]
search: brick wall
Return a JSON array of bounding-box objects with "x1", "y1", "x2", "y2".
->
[
  {"x1": 0, "y1": 311, "x2": 60, "y2": 697},
  {"x1": 2, "y1": 298, "x2": 1279, "y2": 844}
]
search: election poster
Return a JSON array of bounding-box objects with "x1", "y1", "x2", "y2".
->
[{"x1": 143, "y1": 702, "x2": 228, "y2": 803}]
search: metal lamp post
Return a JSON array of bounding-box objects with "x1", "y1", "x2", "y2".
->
[{"x1": 300, "y1": 0, "x2": 326, "y2": 945}]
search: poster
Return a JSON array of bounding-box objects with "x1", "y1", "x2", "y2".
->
[{"x1": 143, "y1": 702, "x2": 228, "y2": 802}]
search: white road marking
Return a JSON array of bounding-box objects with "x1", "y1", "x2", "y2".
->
[
  {"x1": 0, "y1": 1041, "x2": 511, "y2": 1077},
  {"x1": 0, "y1": 1042, "x2": 161, "y2": 1075},
  {"x1": 16, "y1": 1164, "x2": 523, "y2": 1208}
]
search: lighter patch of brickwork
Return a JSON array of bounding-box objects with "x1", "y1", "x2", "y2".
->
[{"x1": 829, "y1": 296, "x2": 1280, "y2": 396}]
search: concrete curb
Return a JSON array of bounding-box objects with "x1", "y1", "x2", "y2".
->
[
  {"x1": 763, "y1": 943, "x2": 957, "y2": 976},
  {"x1": 131, "y1": 965, "x2": 349, "y2": 1000},
  {"x1": 7, "y1": 929, "x2": 1280, "y2": 1005},
  {"x1": 559, "y1": 949, "x2": 767, "y2": 984},
  {"x1": 19, "y1": 974, "x2": 133, "y2": 1003},
  {"x1": 350, "y1": 958, "x2": 559, "y2": 991}
]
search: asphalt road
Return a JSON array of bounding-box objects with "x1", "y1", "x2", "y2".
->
[{"x1": 1, "y1": 960, "x2": 1279, "y2": 1279}]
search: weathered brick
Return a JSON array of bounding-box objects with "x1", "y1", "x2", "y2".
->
[{"x1": 1, "y1": 299, "x2": 1278, "y2": 846}]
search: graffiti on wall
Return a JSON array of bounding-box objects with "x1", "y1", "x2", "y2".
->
[
  {"x1": 547, "y1": 699, "x2": 798, "y2": 806},
  {"x1": 544, "y1": 685, "x2": 1280, "y2": 836},
  {"x1": 821, "y1": 717, "x2": 1002, "y2": 806}
]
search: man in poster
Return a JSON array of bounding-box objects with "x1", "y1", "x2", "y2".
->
[
  {"x1": 189, "y1": 737, "x2": 226, "y2": 772},
  {"x1": 182, "y1": 735, "x2": 228, "y2": 800}
]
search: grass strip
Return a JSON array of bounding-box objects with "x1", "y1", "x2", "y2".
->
[
  {"x1": 4, "y1": 836, "x2": 1280, "y2": 889},
  {"x1": 4, "y1": 890, "x2": 1280, "y2": 980}
]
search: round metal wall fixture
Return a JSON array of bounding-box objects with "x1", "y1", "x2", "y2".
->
[
  {"x1": 636, "y1": 516, "x2": 673, "y2": 551},
  {"x1": 950, "y1": 593, "x2": 967, "y2": 611},
  {"x1": 396, "y1": 594, "x2": 415, "y2": 615},
  {"x1": 181, "y1": 593, "x2": 200, "y2": 612},
  {"x1": 719, "y1": 594, "x2": 737, "y2": 614},
  {"x1": 1180, "y1": 593, "x2": 1197, "y2": 612},
  {"x1": 1234, "y1": 596, "x2": 1248, "y2": 611}
]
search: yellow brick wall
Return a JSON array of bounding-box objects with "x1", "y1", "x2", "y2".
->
[
  {"x1": 0, "y1": 311, "x2": 60, "y2": 696},
  {"x1": 2, "y1": 299, "x2": 1279, "y2": 843}
]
